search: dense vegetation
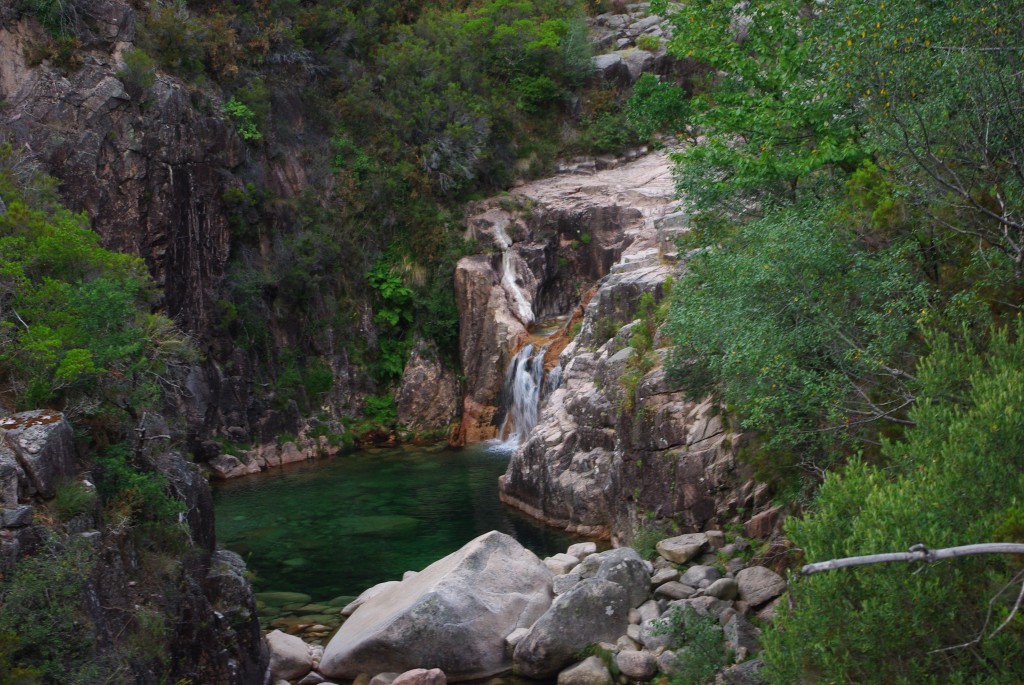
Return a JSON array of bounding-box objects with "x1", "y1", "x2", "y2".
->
[
  {"x1": 119, "y1": 0, "x2": 646, "y2": 418},
  {"x1": 0, "y1": 150, "x2": 200, "y2": 683},
  {"x1": 646, "y1": 0, "x2": 1024, "y2": 681}
]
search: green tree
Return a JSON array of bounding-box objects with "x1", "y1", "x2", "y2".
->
[{"x1": 764, "y1": 321, "x2": 1024, "y2": 684}]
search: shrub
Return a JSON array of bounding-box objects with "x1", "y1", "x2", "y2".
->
[
  {"x1": 95, "y1": 444, "x2": 184, "y2": 528},
  {"x1": 636, "y1": 35, "x2": 660, "y2": 52},
  {"x1": 222, "y1": 97, "x2": 262, "y2": 141},
  {"x1": 52, "y1": 480, "x2": 95, "y2": 522},
  {"x1": 762, "y1": 322, "x2": 1024, "y2": 684},
  {"x1": 118, "y1": 47, "x2": 156, "y2": 91},
  {"x1": 653, "y1": 605, "x2": 730, "y2": 684}
]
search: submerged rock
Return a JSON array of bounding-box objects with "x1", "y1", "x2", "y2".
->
[{"x1": 320, "y1": 531, "x2": 552, "y2": 682}]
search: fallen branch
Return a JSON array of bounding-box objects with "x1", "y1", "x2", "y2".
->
[{"x1": 800, "y1": 543, "x2": 1024, "y2": 576}]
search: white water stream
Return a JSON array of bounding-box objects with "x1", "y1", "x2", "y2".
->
[{"x1": 494, "y1": 221, "x2": 534, "y2": 325}]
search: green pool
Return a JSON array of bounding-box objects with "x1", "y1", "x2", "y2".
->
[{"x1": 212, "y1": 442, "x2": 581, "y2": 601}]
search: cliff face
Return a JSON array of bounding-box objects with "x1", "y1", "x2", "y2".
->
[
  {"x1": 0, "y1": 411, "x2": 268, "y2": 683},
  {"x1": 0, "y1": 7, "x2": 239, "y2": 335},
  {"x1": 455, "y1": 151, "x2": 672, "y2": 442}
]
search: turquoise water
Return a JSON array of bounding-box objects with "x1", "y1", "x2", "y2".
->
[{"x1": 212, "y1": 442, "x2": 581, "y2": 600}]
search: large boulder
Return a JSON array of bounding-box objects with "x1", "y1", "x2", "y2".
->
[
  {"x1": 0, "y1": 411, "x2": 76, "y2": 500},
  {"x1": 320, "y1": 531, "x2": 552, "y2": 682},
  {"x1": 513, "y1": 578, "x2": 629, "y2": 679}
]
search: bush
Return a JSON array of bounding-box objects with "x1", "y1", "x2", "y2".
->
[
  {"x1": 0, "y1": 535, "x2": 106, "y2": 684},
  {"x1": 52, "y1": 480, "x2": 95, "y2": 522},
  {"x1": 118, "y1": 47, "x2": 156, "y2": 91},
  {"x1": 762, "y1": 322, "x2": 1024, "y2": 684},
  {"x1": 653, "y1": 605, "x2": 730, "y2": 684},
  {"x1": 95, "y1": 444, "x2": 183, "y2": 528},
  {"x1": 222, "y1": 97, "x2": 262, "y2": 141},
  {"x1": 636, "y1": 35, "x2": 660, "y2": 52}
]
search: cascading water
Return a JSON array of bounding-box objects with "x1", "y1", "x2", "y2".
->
[
  {"x1": 494, "y1": 222, "x2": 534, "y2": 326},
  {"x1": 498, "y1": 344, "x2": 550, "y2": 446}
]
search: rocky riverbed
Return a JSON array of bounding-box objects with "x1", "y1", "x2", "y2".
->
[{"x1": 264, "y1": 529, "x2": 782, "y2": 685}]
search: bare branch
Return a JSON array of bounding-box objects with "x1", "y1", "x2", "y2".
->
[{"x1": 800, "y1": 543, "x2": 1024, "y2": 576}]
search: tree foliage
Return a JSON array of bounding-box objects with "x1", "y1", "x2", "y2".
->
[
  {"x1": 0, "y1": 145, "x2": 196, "y2": 428},
  {"x1": 764, "y1": 322, "x2": 1024, "y2": 684}
]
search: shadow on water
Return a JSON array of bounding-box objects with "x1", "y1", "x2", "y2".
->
[{"x1": 212, "y1": 441, "x2": 585, "y2": 602}]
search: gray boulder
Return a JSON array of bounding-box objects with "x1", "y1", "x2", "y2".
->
[
  {"x1": 703, "y1": 577, "x2": 739, "y2": 601},
  {"x1": 679, "y1": 565, "x2": 721, "y2": 588},
  {"x1": 320, "y1": 531, "x2": 553, "y2": 682},
  {"x1": 735, "y1": 567, "x2": 786, "y2": 607},
  {"x1": 595, "y1": 553, "x2": 650, "y2": 608},
  {"x1": 556, "y1": 656, "x2": 613, "y2": 685},
  {"x1": 0, "y1": 411, "x2": 76, "y2": 499},
  {"x1": 513, "y1": 579, "x2": 629, "y2": 679},
  {"x1": 267, "y1": 629, "x2": 313, "y2": 681},
  {"x1": 656, "y1": 534, "x2": 708, "y2": 564},
  {"x1": 615, "y1": 650, "x2": 657, "y2": 681}
]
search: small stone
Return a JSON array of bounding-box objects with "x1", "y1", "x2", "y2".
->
[
  {"x1": 567, "y1": 542, "x2": 597, "y2": 560},
  {"x1": 505, "y1": 627, "x2": 530, "y2": 650},
  {"x1": 1, "y1": 505, "x2": 33, "y2": 528},
  {"x1": 637, "y1": 600, "x2": 661, "y2": 624},
  {"x1": 626, "y1": 624, "x2": 642, "y2": 642},
  {"x1": 615, "y1": 650, "x2": 657, "y2": 681},
  {"x1": 735, "y1": 566, "x2": 786, "y2": 607},
  {"x1": 353, "y1": 674, "x2": 372, "y2": 685},
  {"x1": 267, "y1": 629, "x2": 314, "y2": 681},
  {"x1": 726, "y1": 558, "x2": 746, "y2": 575},
  {"x1": 654, "y1": 582, "x2": 695, "y2": 600},
  {"x1": 679, "y1": 565, "x2": 721, "y2": 588},
  {"x1": 369, "y1": 673, "x2": 400, "y2": 685},
  {"x1": 628, "y1": 608, "x2": 641, "y2": 625},
  {"x1": 649, "y1": 567, "x2": 679, "y2": 586},
  {"x1": 557, "y1": 656, "x2": 612, "y2": 685},
  {"x1": 705, "y1": 531, "x2": 725, "y2": 549},
  {"x1": 756, "y1": 597, "x2": 781, "y2": 623},
  {"x1": 638, "y1": 619, "x2": 671, "y2": 651},
  {"x1": 721, "y1": 658, "x2": 766, "y2": 685},
  {"x1": 392, "y1": 668, "x2": 446, "y2": 685},
  {"x1": 545, "y1": 553, "x2": 581, "y2": 575},
  {"x1": 298, "y1": 673, "x2": 327, "y2": 685},
  {"x1": 616, "y1": 635, "x2": 641, "y2": 652},
  {"x1": 656, "y1": 650, "x2": 678, "y2": 676},
  {"x1": 724, "y1": 614, "x2": 761, "y2": 656},
  {"x1": 656, "y1": 534, "x2": 708, "y2": 564},
  {"x1": 704, "y1": 577, "x2": 739, "y2": 601}
]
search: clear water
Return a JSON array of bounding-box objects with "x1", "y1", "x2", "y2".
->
[{"x1": 212, "y1": 442, "x2": 581, "y2": 601}]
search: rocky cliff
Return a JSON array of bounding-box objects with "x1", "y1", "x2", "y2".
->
[
  {"x1": 452, "y1": 152, "x2": 774, "y2": 544},
  {"x1": 0, "y1": 410, "x2": 268, "y2": 683}
]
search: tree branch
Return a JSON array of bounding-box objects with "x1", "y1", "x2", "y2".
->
[{"x1": 800, "y1": 543, "x2": 1024, "y2": 576}]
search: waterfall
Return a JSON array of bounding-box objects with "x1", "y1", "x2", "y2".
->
[
  {"x1": 498, "y1": 344, "x2": 549, "y2": 445},
  {"x1": 494, "y1": 222, "x2": 534, "y2": 325}
]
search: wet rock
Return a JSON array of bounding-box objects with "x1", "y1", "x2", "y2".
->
[
  {"x1": 321, "y1": 532, "x2": 552, "y2": 681},
  {"x1": 513, "y1": 578, "x2": 628, "y2": 679}
]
